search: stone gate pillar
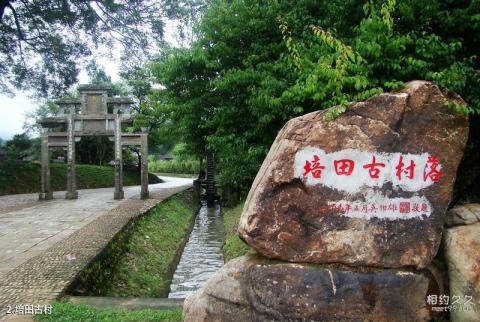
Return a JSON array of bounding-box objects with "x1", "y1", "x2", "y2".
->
[
  {"x1": 39, "y1": 134, "x2": 53, "y2": 200},
  {"x1": 65, "y1": 116, "x2": 78, "y2": 199},
  {"x1": 140, "y1": 134, "x2": 149, "y2": 199},
  {"x1": 113, "y1": 114, "x2": 124, "y2": 199}
]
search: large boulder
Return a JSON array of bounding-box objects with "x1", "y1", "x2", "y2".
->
[
  {"x1": 183, "y1": 255, "x2": 434, "y2": 322},
  {"x1": 238, "y1": 81, "x2": 469, "y2": 269},
  {"x1": 444, "y1": 222, "x2": 480, "y2": 322}
]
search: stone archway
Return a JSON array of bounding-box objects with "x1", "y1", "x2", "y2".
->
[{"x1": 38, "y1": 84, "x2": 149, "y2": 201}]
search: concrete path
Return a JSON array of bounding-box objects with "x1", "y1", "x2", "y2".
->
[
  {"x1": 0, "y1": 176, "x2": 192, "y2": 278},
  {"x1": 0, "y1": 176, "x2": 192, "y2": 320}
]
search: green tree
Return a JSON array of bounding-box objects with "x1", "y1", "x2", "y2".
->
[
  {"x1": 87, "y1": 61, "x2": 113, "y2": 85},
  {"x1": 149, "y1": 1, "x2": 287, "y2": 200},
  {"x1": 4, "y1": 133, "x2": 31, "y2": 159},
  {"x1": 120, "y1": 64, "x2": 153, "y2": 110},
  {"x1": 76, "y1": 136, "x2": 114, "y2": 166},
  {"x1": 148, "y1": 0, "x2": 480, "y2": 202},
  {"x1": 23, "y1": 101, "x2": 60, "y2": 135},
  {"x1": 0, "y1": 0, "x2": 205, "y2": 98}
]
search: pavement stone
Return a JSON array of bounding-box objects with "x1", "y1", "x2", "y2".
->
[{"x1": 0, "y1": 177, "x2": 192, "y2": 321}]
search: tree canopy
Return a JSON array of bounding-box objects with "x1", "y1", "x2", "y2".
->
[
  {"x1": 4, "y1": 132, "x2": 30, "y2": 155},
  {"x1": 144, "y1": 0, "x2": 480, "y2": 203},
  {"x1": 0, "y1": 0, "x2": 204, "y2": 98}
]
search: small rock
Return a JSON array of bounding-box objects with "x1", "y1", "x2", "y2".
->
[
  {"x1": 65, "y1": 254, "x2": 76, "y2": 261},
  {"x1": 444, "y1": 222, "x2": 480, "y2": 322},
  {"x1": 445, "y1": 204, "x2": 480, "y2": 227}
]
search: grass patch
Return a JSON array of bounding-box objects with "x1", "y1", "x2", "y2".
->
[
  {"x1": 0, "y1": 161, "x2": 161, "y2": 195},
  {"x1": 71, "y1": 191, "x2": 197, "y2": 297},
  {"x1": 34, "y1": 302, "x2": 181, "y2": 322},
  {"x1": 222, "y1": 202, "x2": 252, "y2": 262},
  {"x1": 105, "y1": 192, "x2": 196, "y2": 297}
]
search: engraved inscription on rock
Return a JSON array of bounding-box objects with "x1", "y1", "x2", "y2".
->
[{"x1": 238, "y1": 81, "x2": 469, "y2": 268}]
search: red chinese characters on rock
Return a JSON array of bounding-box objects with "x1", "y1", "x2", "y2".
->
[
  {"x1": 303, "y1": 155, "x2": 325, "y2": 179},
  {"x1": 334, "y1": 159, "x2": 355, "y2": 176},
  {"x1": 320, "y1": 201, "x2": 431, "y2": 215},
  {"x1": 395, "y1": 155, "x2": 416, "y2": 180},
  {"x1": 363, "y1": 156, "x2": 385, "y2": 179},
  {"x1": 423, "y1": 156, "x2": 442, "y2": 182},
  {"x1": 302, "y1": 153, "x2": 443, "y2": 183}
]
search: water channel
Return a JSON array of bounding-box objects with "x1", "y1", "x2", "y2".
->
[{"x1": 168, "y1": 202, "x2": 225, "y2": 298}]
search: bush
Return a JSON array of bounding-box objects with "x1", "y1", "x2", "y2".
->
[
  {"x1": 0, "y1": 161, "x2": 161, "y2": 195},
  {"x1": 148, "y1": 159, "x2": 200, "y2": 175}
]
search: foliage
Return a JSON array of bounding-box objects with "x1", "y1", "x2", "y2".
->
[
  {"x1": 72, "y1": 191, "x2": 195, "y2": 297},
  {"x1": 120, "y1": 64, "x2": 153, "y2": 109},
  {"x1": 323, "y1": 103, "x2": 348, "y2": 122},
  {"x1": 34, "y1": 302, "x2": 181, "y2": 322},
  {"x1": 0, "y1": 0, "x2": 206, "y2": 98},
  {"x1": 23, "y1": 101, "x2": 60, "y2": 134},
  {"x1": 443, "y1": 100, "x2": 477, "y2": 116},
  {"x1": 147, "y1": 143, "x2": 202, "y2": 175},
  {"x1": 149, "y1": 159, "x2": 201, "y2": 175},
  {"x1": 105, "y1": 192, "x2": 195, "y2": 297},
  {"x1": 171, "y1": 143, "x2": 193, "y2": 163},
  {"x1": 146, "y1": 0, "x2": 480, "y2": 202},
  {"x1": 222, "y1": 202, "x2": 252, "y2": 262},
  {"x1": 87, "y1": 62, "x2": 131, "y2": 97},
  {"x1": 453, "y1": 116, "x2": 480, "y2": 204},
  {"x1": 0, "y1": 161, "x2": 160, "y2": 195},
  {"x1": 3, "y1": 132, "x2": 31, "y2": 159},
  {"x1": 75, "y1": 136, "x2": 114, "y2": 166},
  {"x1": 23, "y1": 66, "x2": 162, "y2": 166}
]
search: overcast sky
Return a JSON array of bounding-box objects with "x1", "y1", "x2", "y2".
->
[{"x1": 0, "y1": 19, "x2": 181, "y2": 141}]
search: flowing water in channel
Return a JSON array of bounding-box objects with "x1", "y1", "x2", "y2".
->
[{"x1": 168, "y1": 202, "x2": 225, "y2": 298}]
